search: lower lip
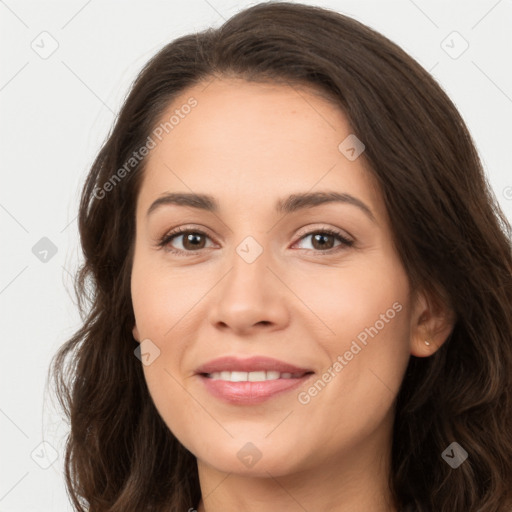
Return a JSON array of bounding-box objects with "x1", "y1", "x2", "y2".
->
[{"x1": 198, "y1": 374, "x2": 313, "y2": 404}]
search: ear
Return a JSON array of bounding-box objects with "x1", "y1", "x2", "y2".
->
[
  {"x1": 409, "y1": 288, "x2": 456, "y2": 357},
  {"x1": 132, "y1": 325, "x2": 141, "y2": 343}
]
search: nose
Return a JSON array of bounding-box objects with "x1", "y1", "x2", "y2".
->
[{"x1": 207, "y1": 243, "x2": 289, "y2": 335}]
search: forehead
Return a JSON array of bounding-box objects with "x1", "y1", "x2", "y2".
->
[{"x1": 136, "y1": 77, "x2": 382, "y2": 220}]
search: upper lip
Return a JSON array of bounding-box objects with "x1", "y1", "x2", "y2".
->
[{"x1": 195, "y1": 356, "x2": 313, "y2": 375}]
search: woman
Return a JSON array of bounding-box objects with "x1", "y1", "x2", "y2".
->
[{"x1": 49, "y1": 2, "x2": 512, "y2": 511}]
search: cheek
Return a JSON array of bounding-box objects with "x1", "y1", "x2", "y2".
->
[
  {"x1": 290, "y1": 256, "x2": 411, "y2": 413},
  {"x1": 288, "y1": 255, "x2": 410, "y2": 346},
  {"x1": 131, "y1": 256, "x2": 206, "y2": 443},
  {"x1": 142, "y1": 364, "x2": 203, "y2": 459},
  {"x1": 131, "y1": 252, "x2": 199, "y2": 339}
]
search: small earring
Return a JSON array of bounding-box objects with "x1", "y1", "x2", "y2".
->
[{"x1": 424, "y1": 339, "x2": 431, "y2": 346}]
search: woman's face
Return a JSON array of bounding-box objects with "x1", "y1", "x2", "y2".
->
[{"x1": 131, "y1": 77, "x2": 428, "y2": 477}]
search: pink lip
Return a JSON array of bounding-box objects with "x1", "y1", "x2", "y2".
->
[
  {"x1": 195, "y1": 356, "x2": 314, "y2": 405},
  {"x1": 195, "y1": 355, "x2": 312, "y2": 375}
]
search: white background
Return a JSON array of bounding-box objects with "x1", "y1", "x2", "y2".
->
[{"x1": 1, "y1": 0, "x2": 511, "y2": 510}]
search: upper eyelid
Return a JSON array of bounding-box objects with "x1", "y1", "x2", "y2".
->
[{"x1": 295, "y1": 225, "x2": 353, "y2": 241}]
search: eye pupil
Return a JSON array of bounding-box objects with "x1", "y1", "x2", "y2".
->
[
  {"x1": 183, "y1": 232, "x2": 205, "y2": 250},
  {"x1": 312, "y1": 233, "x2": 334, "y2": 250}
]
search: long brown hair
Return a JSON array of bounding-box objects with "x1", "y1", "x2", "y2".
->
[{"x1": 49, "y1": 2, "x2": 512, "y2": 511}]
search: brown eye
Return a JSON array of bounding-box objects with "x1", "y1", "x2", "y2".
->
[
  {"x1": 158, "y1": 229, "x2": 213, "y2": 254},
  {"x1": 294, "y1": 229, "x2": 354, "y2": 252},
  {"x1": 311, "y1": 233, "x2": 336, "y2": 250},
  {"x1": 180, "y1": 232, "x2": 207, "y2": 250}
]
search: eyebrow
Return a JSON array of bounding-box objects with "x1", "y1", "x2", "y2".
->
[{"x1": 146, "y1": 191, "x2": 376, "y2": 222}]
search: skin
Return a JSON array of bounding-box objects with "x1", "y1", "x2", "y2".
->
[{"x1": 131, "y1": 77, "x2": 454, "y2": 512}]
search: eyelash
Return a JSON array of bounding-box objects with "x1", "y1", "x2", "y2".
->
[{"x1": 157, "y1": 225, "x2": 354, "y2": 256}]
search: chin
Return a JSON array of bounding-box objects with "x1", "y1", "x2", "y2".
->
[{"x1": 192, "y1": 437, "x2": 312, "y2": 477}]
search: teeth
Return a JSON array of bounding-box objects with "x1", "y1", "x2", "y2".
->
[{"x1": 207, "y1": 370, "x2": 303, "y2": 381}]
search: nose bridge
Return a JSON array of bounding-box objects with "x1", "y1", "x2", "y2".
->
[
  {"x1": 226, "y1": 231, "x2": 273, "y2": 298},
  {"x1": 208, "y1": 227, "x2": 289, "y2": 331},
  {"x1": 223, "y1": 206, "x2": 273, "y2": 278}
]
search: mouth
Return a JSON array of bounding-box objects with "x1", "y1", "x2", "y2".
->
[
  {"x1": 195, "y1": 356, "x2": 315, "y2": 404},
  {"x1": 202, "y1": 370, "x2": 311, "y2": 381}
]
